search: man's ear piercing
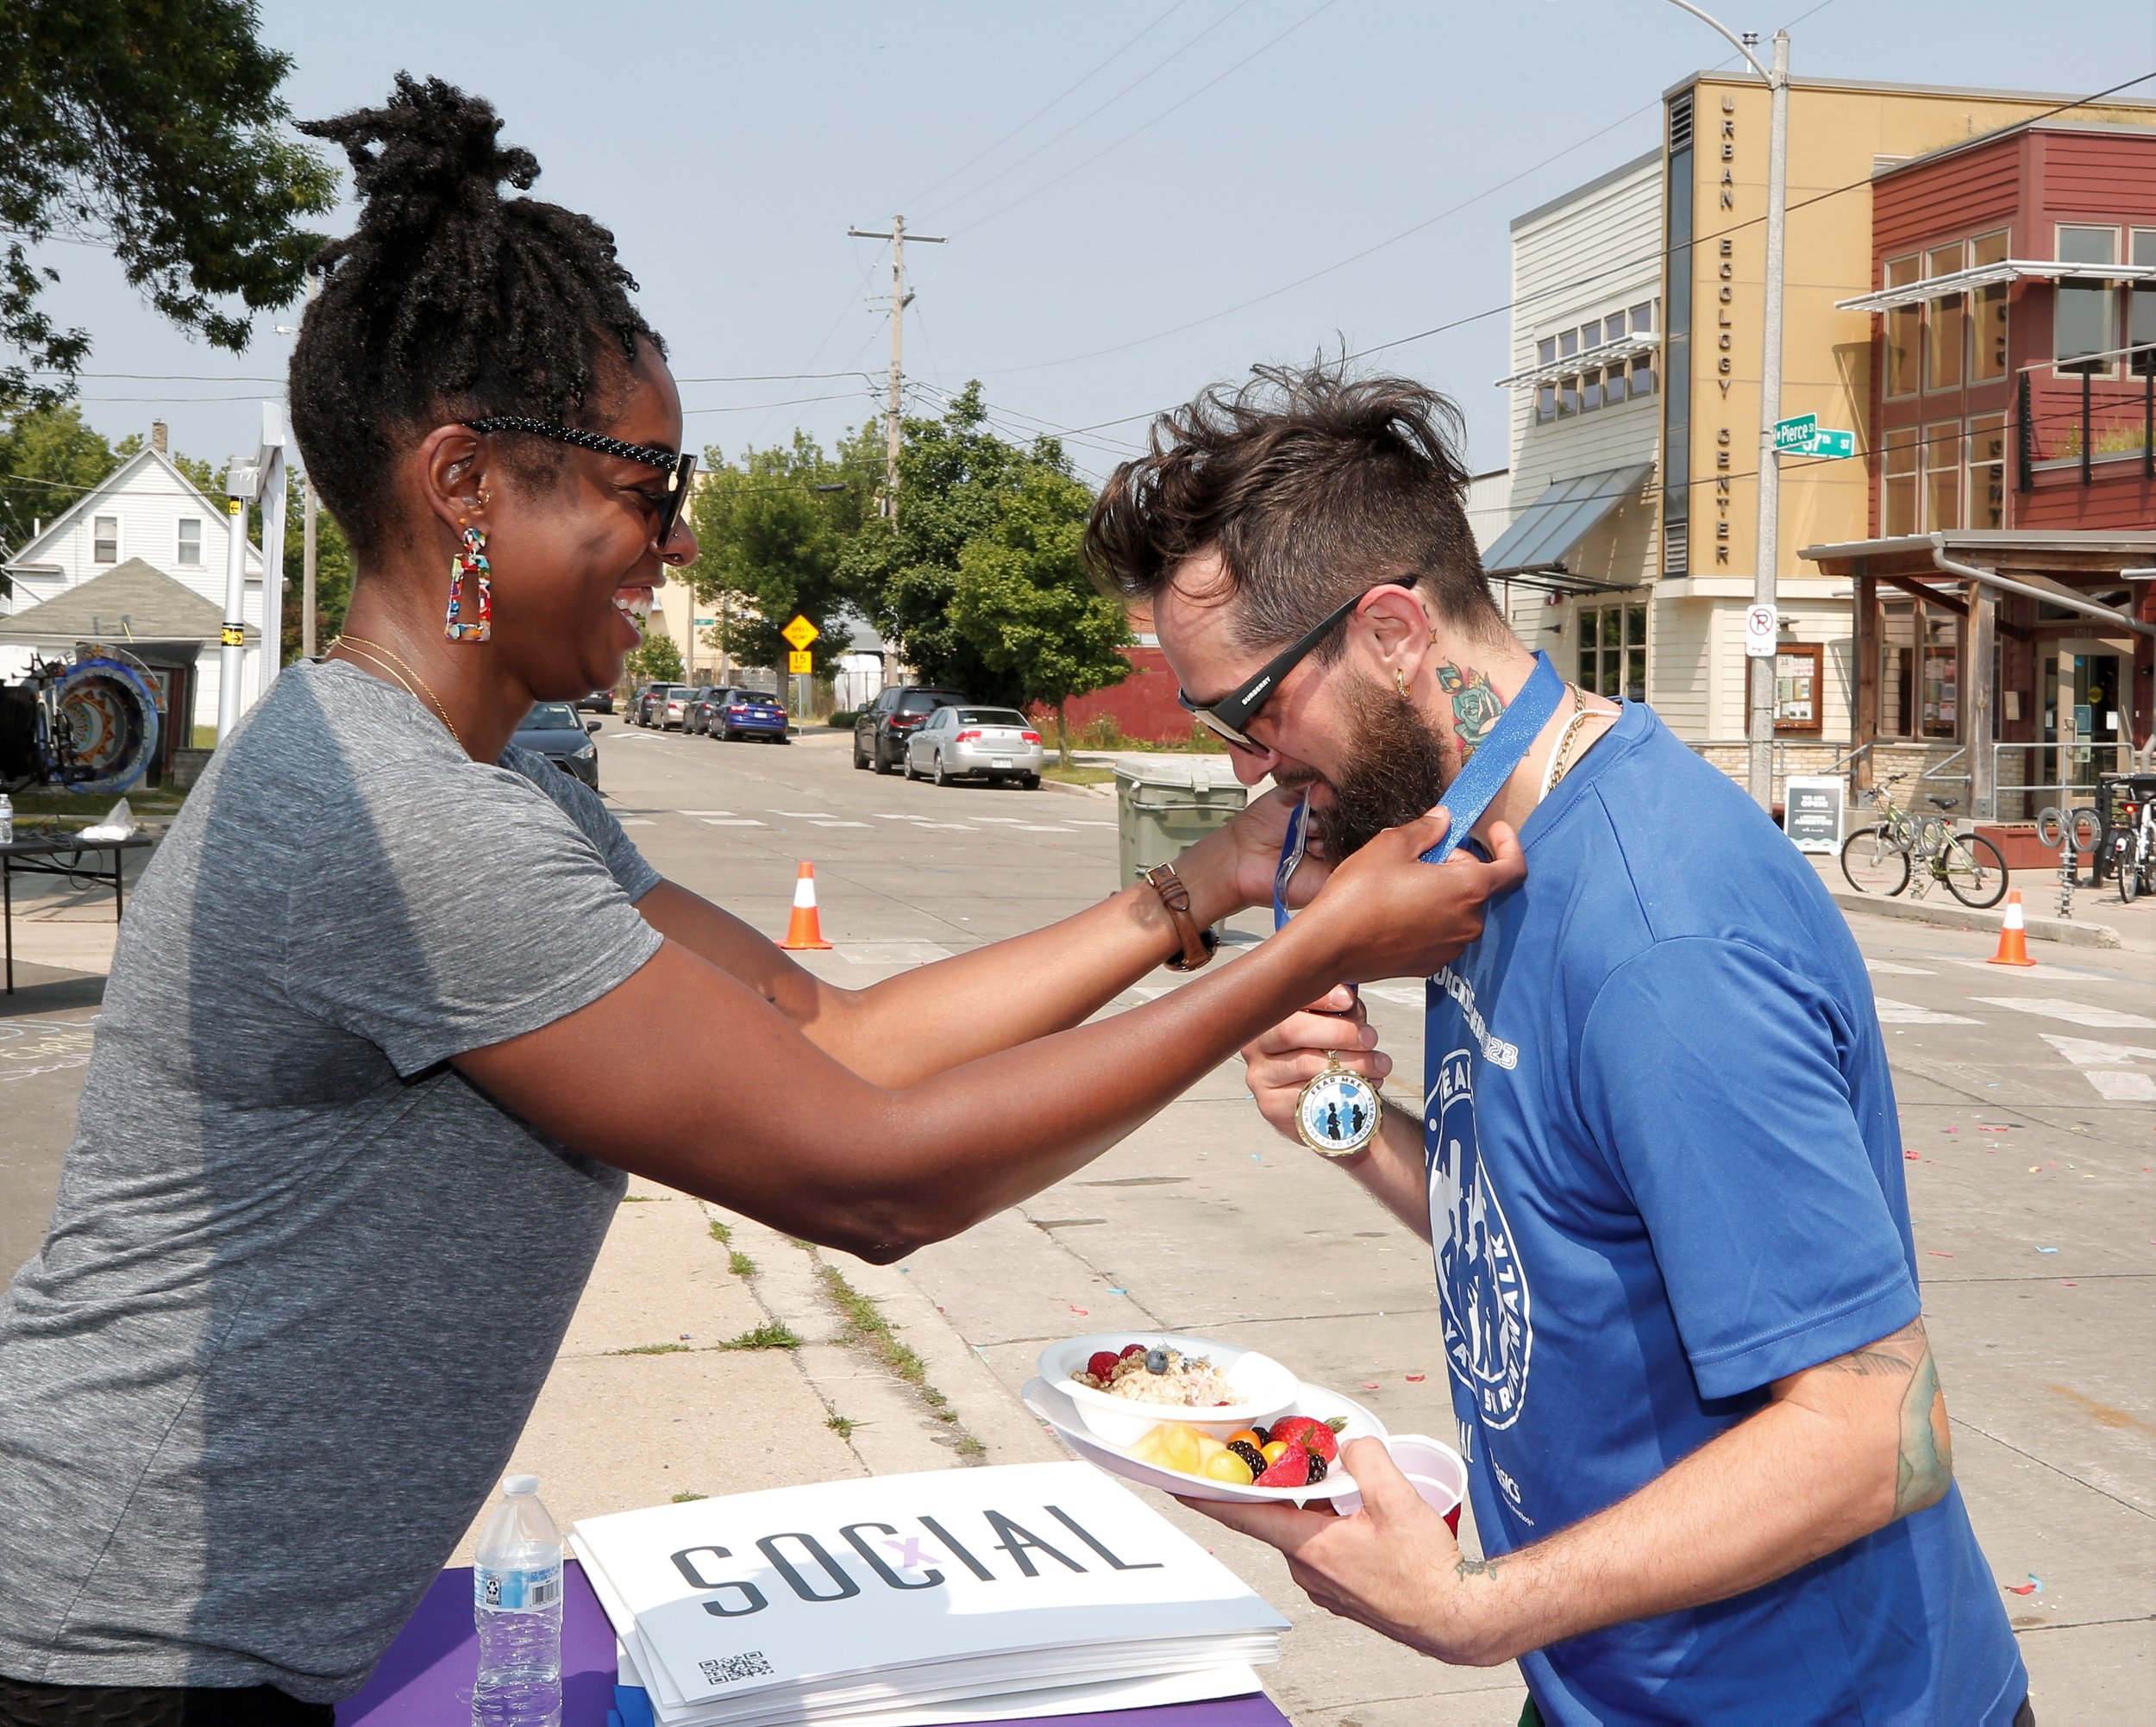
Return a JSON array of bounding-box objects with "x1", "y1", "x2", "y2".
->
[{"x1": 1395, "y1": 669, "x2": 1410, "y2": 699}]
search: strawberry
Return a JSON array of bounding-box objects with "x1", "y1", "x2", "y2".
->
[
  {"x1": 1255, "y1": 1446, "x2": 1311, "y2": 1489},
  {"x1": 1086, "y1": 1351, "x2": 1122, "y2": 1382},
  {"x1": 1269, "y1": 1415, "x2": 1347, "y2": 1462}
]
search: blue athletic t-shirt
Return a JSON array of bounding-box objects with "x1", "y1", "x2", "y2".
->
[{"x1": 1421, "y1": 701, "x2": 2022, "y2": 1724}]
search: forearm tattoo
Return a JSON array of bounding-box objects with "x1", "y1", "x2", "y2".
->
[
  {"x1": 1433, "y1": 663, "x2": 1505, "y2": 763},
  {"x1": 1454, "y1": 1555, "x2": 1502, "y2": 1580},
  {"x1": 1824, "y1": 1317, "x2": 1953, "y2": 1518}
]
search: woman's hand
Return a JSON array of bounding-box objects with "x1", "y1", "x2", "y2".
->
[
  {"x1": 1243, "y1": 986, "x2": 1392, "y2": 1146},
  {"x1": 1288, "y1": 808, "x2": 1526, "y2": 986}
]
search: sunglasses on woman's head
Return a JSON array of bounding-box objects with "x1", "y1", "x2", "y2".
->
[
  {"x1": 1176, "y1": 583, "x2": 1407, "y2": 751},
  {"x1": 462, "y1": 416, "x2": 697, "y2": 550}
]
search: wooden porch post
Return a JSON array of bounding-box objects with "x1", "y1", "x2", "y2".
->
[
  {"x1": 1969, "y1": 581, "x2": 1996, "y2": 820},
  {"x1": 1852, "y1": 557, "x2": 1877, "y2": 792}
]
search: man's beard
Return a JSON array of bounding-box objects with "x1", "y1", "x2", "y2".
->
[{"x1": 1301, "y1": 669, "x2": 1452, "y2": 861}]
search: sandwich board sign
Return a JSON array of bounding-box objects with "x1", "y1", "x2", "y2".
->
[{"x1": 1783, "y1": 776, "x2": 1846, "y2": 854}]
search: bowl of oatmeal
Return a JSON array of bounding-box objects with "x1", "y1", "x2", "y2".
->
[{"x1": 1038, "y1": 1332, "x2": 1299, "y2": 1448}]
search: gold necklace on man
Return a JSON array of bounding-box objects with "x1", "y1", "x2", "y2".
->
[{"x1": 329, "y1": 635, "x2": 466, "y2": 751}]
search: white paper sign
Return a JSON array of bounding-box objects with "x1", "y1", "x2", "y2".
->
[
  {"x1": 572, "y1": 1462, "x2": 1286, "y2": 1712},
  {"x1": 1744, "y1": 603, "x2": 1779, "y2": 659}
]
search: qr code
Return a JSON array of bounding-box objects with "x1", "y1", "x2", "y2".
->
[{"x1": 699, "y1": 1652, "x2": 774, "y2": 1687}]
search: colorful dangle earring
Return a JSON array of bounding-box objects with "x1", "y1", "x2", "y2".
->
[{"x1": 445, "y1": 523, "x2": 492, "y2": 642}]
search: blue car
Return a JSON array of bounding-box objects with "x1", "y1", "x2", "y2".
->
[{"x1": 704, "y1": 687, "x2": 789, "y2": 743}]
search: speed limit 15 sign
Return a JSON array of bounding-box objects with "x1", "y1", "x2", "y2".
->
[{"x1": 1744, "y1": 603, "x2": 1779, "y2": 659}]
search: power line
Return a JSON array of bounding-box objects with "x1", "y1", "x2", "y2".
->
[
  {"x1": 900, "y1": 0, "x2": 1202, "y2": 209},
  {"x1": 920, "y1": 0, "x2": 1258, "y2": 223},
  {"x1": 959, "y1": 0, "x2": 1342, "y2": 235}
]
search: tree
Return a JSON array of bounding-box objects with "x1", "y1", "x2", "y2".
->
[
  {"x1": 950, "y1": 465, "x2": 1131, "y2": 766},
  {"x1": 625, "y1": 633, "x2": 682, "y2": 685},
  {"x1": 2, "y1": 0, "x2": 336, "y2": 413},
  {"x1": 0, "y1": 404, "x2": 119, "y2": 566},
  {"x1": 686, "y1": 426, "x2": 876, "y2": 676},
  {"x1": 839, "y1": 384, "x2": 1040, "y2": 704},
  {"x1": 280, "y1": 469, "x2": 354, "y2": 663}
]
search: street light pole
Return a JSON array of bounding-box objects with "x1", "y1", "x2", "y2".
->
[{"x1": 1663, "y1": 3, "x2": 1789, "y2": 810}]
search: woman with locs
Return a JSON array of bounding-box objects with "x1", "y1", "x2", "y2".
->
[{"x1": 0, "y1": 77, "x2": 1522, "y2": 1725}]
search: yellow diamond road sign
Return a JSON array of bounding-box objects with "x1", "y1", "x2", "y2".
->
[
  {"x1": 787, "y1": 649, "x2": 813, "y2": 674},
  {"x1": 780, "y1": 615, "x2": 819, "y2": 651}
]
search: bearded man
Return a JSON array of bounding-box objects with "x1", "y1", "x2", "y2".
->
[{"x1": 1082, "y1": 364, "x2": 2028, "y2": 1726}]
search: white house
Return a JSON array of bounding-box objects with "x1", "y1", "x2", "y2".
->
[{"x1": 0, "y1": 427, "x2": 266, "y2": 743}]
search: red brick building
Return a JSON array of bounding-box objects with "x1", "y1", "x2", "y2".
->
[{"x1": 1803, "y1": 118, "x2": 2156, "y2": 820}]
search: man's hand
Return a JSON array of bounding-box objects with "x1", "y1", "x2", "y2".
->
[
  {"x1": 1184, "y1": 1438, "x2": 1514, "y2": 1668},
  {"x1": 1243, "y1": 986, "x2": 1391, "y2": 1148}
]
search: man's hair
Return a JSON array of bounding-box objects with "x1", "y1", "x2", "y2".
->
[
  {"x1": 1085, "y1": 362, "x2": 1503, "y2": 656},
  {"x1": 288, "y1": 74, "x2": 664, "y2": 555}
]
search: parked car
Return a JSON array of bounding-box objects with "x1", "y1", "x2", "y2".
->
[
  {"x1": 705, "y1": 687, "x2": 789, "y2": 743},
  {"x1": 626, "y1": 681, "x2": 668, "y2": 725},
  {"x1": 680, "y1": 683, "x2": 720, "y2": 735},
  {"x1": 574, "y1": 689, "x2": 614, "y2": 715},
  {"x1": 904, "y1": 705, "x2": 1044, "y2": 789},
  {"x1": 854, "y1": 685, "x2": 965, "y2": 774},
  {"x1": 511, "y1": 700, "x2": 602, "y2": 790}
]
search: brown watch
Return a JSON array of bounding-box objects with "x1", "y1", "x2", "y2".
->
[{"x1": 1144, "y1": 861, "x2": 1221, "y2": 972}]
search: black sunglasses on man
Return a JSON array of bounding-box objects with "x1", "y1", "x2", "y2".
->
[
  {"x1": 1178, "y1": 582, "x2": 1409, "y2": 751},
  {"x1": 462, "y1": 416, "x2": 698, "y2": 551}
]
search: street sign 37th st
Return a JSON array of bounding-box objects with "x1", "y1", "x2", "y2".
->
[{"x1": 1773, "y1": 413, "x2": 1856, "y2": 460}]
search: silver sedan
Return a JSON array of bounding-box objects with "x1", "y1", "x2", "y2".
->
[{"x1": 904, "y1": 705, "x2": 1045, "y2": 788}]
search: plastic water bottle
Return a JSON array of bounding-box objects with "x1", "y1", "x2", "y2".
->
[
  {"x1": 0, "y1": 792, "x2": 12, "y2": 846},
  {"x1": 473, "y1": 1474, "x2": 563, "y2": 1727}
]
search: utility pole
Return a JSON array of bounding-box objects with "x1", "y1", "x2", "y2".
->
[
  {"x1": 1663, "y1": 3, "x2": 1789, "y2": 811},
  {"x1": 299, "y1": 270, "x2": 321, "y2": 660},
  {"x1": 845, "y1": 216, "x2": 945, "y2": 524}
]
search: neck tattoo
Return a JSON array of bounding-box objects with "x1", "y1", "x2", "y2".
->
[{"x1": 1432, "y1": 663, "x2": 1506, "y2": 767}]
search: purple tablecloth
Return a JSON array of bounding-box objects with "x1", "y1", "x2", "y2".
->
[{"x1": 335, "y1": 1561, "x2": 1288, "y2": 1727}]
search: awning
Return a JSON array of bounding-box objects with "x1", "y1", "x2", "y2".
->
[
  {"x1": 1481, "y1": 465, "x2": 1653, "y2": 586},
  {"x1": 1495, "y1": 331, "x2": 1661, "y2": 391},
  {"x1": 1836, "y1": 259, "x2": 2156, "y2": 315}
]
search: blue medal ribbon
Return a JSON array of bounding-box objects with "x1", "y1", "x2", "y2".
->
[{"x1": 1273, "y1": 649, "x2": 1564, "y2": 929}]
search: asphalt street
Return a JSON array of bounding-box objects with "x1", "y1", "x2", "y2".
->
[{"x1": 3, "y1": 713, "x2": 2150, "y2": 1724}]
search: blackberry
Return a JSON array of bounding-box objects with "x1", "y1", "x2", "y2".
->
[
  {"x1": 1303, "y1": 1450, "x2": 1328, "y2": 1484},
  {"x1": 1225, "y1": 1440, "x2": 1266, "y2": 1480}
]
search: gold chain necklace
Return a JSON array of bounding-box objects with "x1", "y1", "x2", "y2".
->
[
  {"x1": 1544, "y1": 687, "x2": 1615, "y2": 797},
  {"x1": 329, "y1": 635, "x2": 465, "y2": 751}
]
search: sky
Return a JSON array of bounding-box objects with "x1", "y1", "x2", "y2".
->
[{"x1": 40, "y1": 0, "x2": 2156, "y2": 488}]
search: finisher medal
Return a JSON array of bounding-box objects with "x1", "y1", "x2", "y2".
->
[
  {"x1": 1275, "y1": 796, "x2": 1383, "y2": 1159},
  {"x1": 1268, "y1": 651, "x2": 1564, "y2": 1157}
]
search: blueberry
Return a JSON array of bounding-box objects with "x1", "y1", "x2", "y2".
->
[{"x1": 1144, "y1": 1348, "x2": 1170, "y2": 1374}]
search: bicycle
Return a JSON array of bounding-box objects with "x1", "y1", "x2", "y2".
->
[
  {"x1": 2106, "y1": 785, "x2": 2155, "y2": 904},
  {"x1": 1840, "y1": 776, "x2": 2009, "y2": 909}
]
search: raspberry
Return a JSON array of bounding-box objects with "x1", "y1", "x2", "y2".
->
[{"x1": 1086, "y1": 1351, "x2": 1121, "y2": 1382}]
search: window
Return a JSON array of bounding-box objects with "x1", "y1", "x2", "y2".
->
[
  {"x1": 1630, "y1": 299, "x2": 1655, "y2": 334},
  {"x1": 1971, "y1": 229, "x2": 2009, "y2": 382},
  {"x1": 1774, "y1": 643, "x2": 1824, "y2": 735},
  {"x1": 1604, "y1": 362, "x2": 1627, "y2": 406},
  {"x1": 1630, "y1": 353, "x2": 1657, "y2": 396},
  {"x1": 1576, "y1": 602, "x2": 1647, "y2": 703},
  {"x1": 1538, "y1": 336, "x2": 1557, "y2": 367},
  {"x1": 1581, "y1": 367, "x2": 1602, "y2": 412},
  {"x1": 1559, "y1": 329, "x2": 1579, "y2": 360},
  {"x1": 1557, "y1": 375, "x2": 1578, "y2": 417},
  {"x1": 1925, "y1": 242, "x2": 1965, "y2": 391},
  {"x1": 1924, "y1": 421, "x2": 1962, "y2": 530},
  {"x1": 1581, "y1": 318, "x2": 1601, "y2": 352},
  {"x1": 176, "y1": 517, "x2": 202, "y2": 566},
  {"x1": 2055, "y1": 224, "x2": 2119, "y2": 374},
  {"x1": 2131, "y1": 229, "x2": 2156, "y2": 376},
  {"x1": 1883, "y1": 426, "x2": 1920, "y2": 535},
  {"x1": 92, "y1": 516, "x2": 118, "y2": 562},
  {"x1": 1535, "y1": 382, "x2": 1557, "y2": 424},
  {"x1": 1884, "y1": 254, "x2": 1921, "y2": 397},
  {"x1": 1967, "y1": 413, "x2": 2007, "y2": 529},
  {"x1": 1878, "y1": 600, "x2": 1960, "y2": 740}
]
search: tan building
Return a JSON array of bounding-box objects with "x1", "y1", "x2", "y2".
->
[{"x1": 1485, "y1": 72, "x2": 2156, "y2": 794}]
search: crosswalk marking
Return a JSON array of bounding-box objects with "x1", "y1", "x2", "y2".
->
[
  {"x1": 809, "y1": 819, "x2": 870, "y2": 829},
  {"x1": 968, "y1": 817, "x2": 1025, "y2": 824},
  {"x1": 676, "y1": 810, "x2": 733, "y2": 817},
  {"x1": 837, "y1": 941, "x2": 956, "y2": 966},
  {"x1": 1864, "y1": 959, "x2": 1934, "y2": 975},
  {"x1": 700, "y1": 817, "x2": 765, "y2": 827},
  {"x1": 1365, "y1": 986, "x2": 1426, "y2": 1007},
  {"x1": 1970, "y1": 997, "x2": 2156, "y2": 1029},
  {"x1": 2040, "y1": 1032, "x2": 2156, "y2": 1101},
  {"x1": 1950, "y1": 957, "x2": 2134, "y2": 983},
  {"x1": 619, "y1": 818, "x2": 655, "y2": 827},
  {"x1": 1068, "y1": 819, "x2": 1118, "y2": 827},
  {"x1": 1018, "y1": 824, "x2": 1074, "y2": 833},
  {"x1": 1872, "y1": 997, "x2": 1981, "y2": 1025}
]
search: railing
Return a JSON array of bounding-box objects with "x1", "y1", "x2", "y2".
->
[
  {"x1": 2024, "y1": 357, "x2": 2156, "y2": 485},
  {"x1": 1987, "y1": 740, "x2": 2140, "y2": 821}
]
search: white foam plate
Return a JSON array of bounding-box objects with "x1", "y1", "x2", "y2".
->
[
  {"x1": 1021, "y1": 1374, "x2": 1389, "y2": 1505},
  {"x1": 1036, "y1": 1332, "x2": 1300, "y2": 1448}
]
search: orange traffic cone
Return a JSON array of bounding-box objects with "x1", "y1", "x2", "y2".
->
[
  {"x1": 780, "y1": 860, "x2": 833, "y2": 950},
  {"x1": 1985, "y1": 888, "x2": 2035, "y2": 967}
]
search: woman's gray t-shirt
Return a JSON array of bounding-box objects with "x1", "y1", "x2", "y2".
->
[{"x1": 0, "y1": 660, "x2": 663, "y2": 1701}]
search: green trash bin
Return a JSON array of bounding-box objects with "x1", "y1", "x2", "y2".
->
[{"x1": 1114, "y1": 759, "x2": 1249, "y2": 925}]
